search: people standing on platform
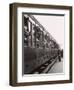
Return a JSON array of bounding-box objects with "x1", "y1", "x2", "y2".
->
[{"x1": 58, "y1": 50, "x2": 61, "y2": 62}]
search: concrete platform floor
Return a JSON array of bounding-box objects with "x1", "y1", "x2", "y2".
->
[{"x1": 48, "y1": 59, "x2": 63, "y2": 73}]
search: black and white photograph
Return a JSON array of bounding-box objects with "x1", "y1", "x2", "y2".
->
[{"x1": 22, "y1": 14, "x2": 64, "y2": 75}]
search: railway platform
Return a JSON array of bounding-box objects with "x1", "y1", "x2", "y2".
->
[
  {"x1": 32, "y1": 56, "x2": 63, "y2": 74},
  {"x1": 48, "y1": 59, "x2": 63, "y2": 73}
]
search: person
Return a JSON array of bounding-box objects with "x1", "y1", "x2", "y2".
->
[
  {"x1": 61, "y1": 49, "x2": 63, "y2": 58},
  {"x1": 58, "y1": 50, "x2": 61, "y2": 62}
]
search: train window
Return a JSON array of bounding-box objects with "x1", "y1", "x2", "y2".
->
[
  {"x1": 24, "y1": 30, "x2": 29, "y2": 37},
  {"x1": 45, "y1": 34, "x2": 50, "y2": 43},
  {"x1": 24, "y1": 38, "x2": 28, "y2": 46},
  {"x1": 24, "y1": 26, "x2": 28, "y2": 30},
  {"x1": 37, "y1": 44, "x2": 39, "y2": 48},
  {"x1": 33, "y1": 26, "x2": 42, "y2": 41},
  {"x1": 46, "y1": 43, "x2": 49, "y2": 48},
  {"x1": 24, "y1": 16, "x2": 29, "y2": 27},
  {"x1": 24, "y1": 30, "x2": 28, "y2": 47}
]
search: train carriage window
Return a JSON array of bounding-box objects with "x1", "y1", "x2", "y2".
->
[
  {"x1": 46, "y1": 43, "x2": 49, "y2": 48},
  {"x1": 24, "y1": 16, "x2": 29, "y2": 27},
  {"x1": 24, "y1": 16, "x2": 34, "y2": 47},
  {"x1": 33, "y1": 26, "x2": 42, "y2": 41},
  {"x1": 37, "y1": 43, "x2": 39, "y2": 48},
  {"x1": 24, "y1": 38, "x2": 28, "y2": 46},
  {"x1": 24, "y1": 15, "x2": 29, "y2": 47}
]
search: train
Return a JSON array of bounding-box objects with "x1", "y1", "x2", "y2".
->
[{"x1": 23, "y1": 14, "x2": 62, "y2": 74}]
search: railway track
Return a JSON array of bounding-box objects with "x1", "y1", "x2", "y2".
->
[{"x1": 30, "y1": 56, "x2": 58, "y2": 74}]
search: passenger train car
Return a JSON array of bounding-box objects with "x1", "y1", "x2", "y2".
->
[{"x1": 23, "y1": 14, "x2": 62, "y2": 74}]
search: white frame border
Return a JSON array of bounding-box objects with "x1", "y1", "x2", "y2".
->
[{"x1": 17, "y1": 7, "x2": 70, "y2": 83}]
